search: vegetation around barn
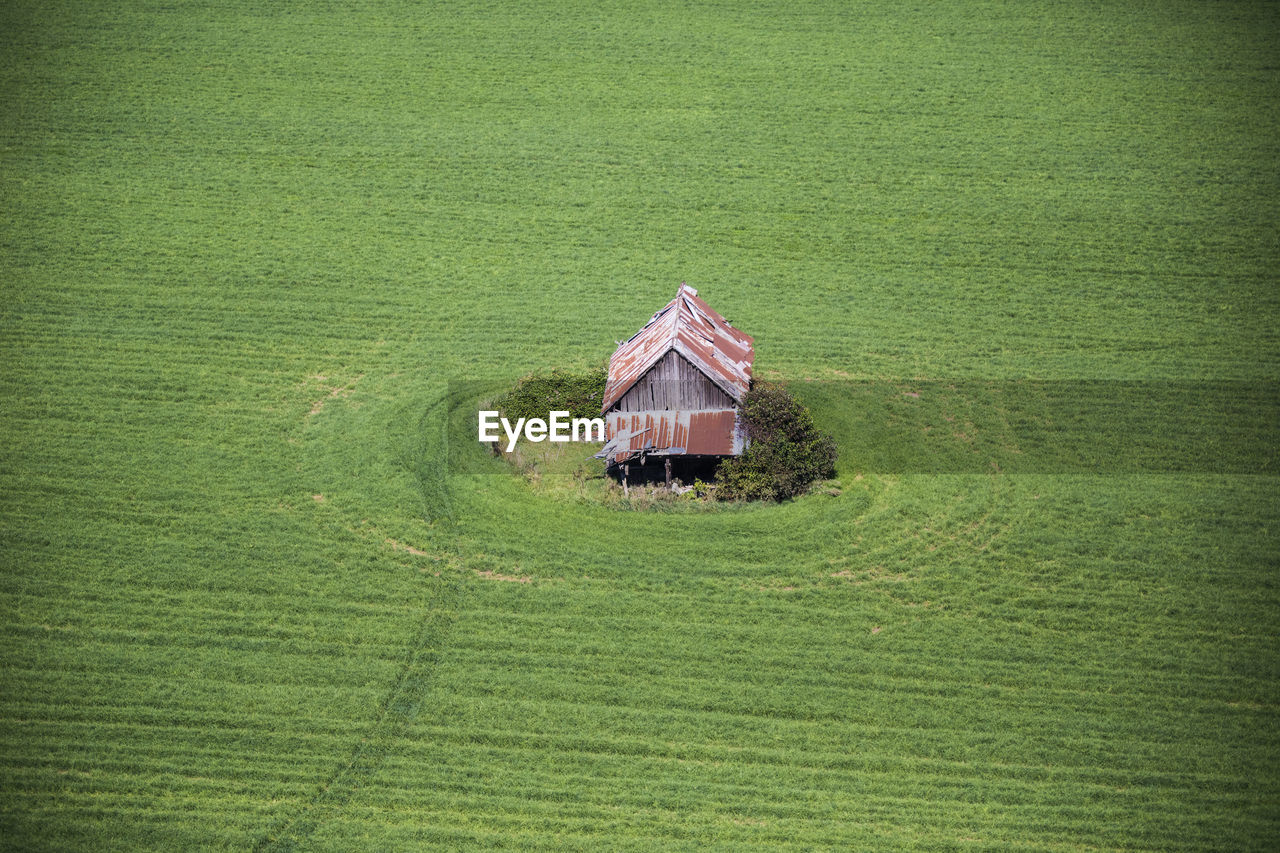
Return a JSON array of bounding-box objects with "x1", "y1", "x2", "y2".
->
[
  {"x1": 492, "y1": 368, "x2": 607, "y2": 423},
  {"x1": 716, "y1": 383, "x2": 839, "y2": 501}
]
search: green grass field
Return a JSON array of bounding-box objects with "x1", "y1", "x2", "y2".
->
[{"x1": 2, "y1": 1, "x2": 1278, "y2": 849}]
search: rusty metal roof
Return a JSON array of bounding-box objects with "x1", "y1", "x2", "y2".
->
[
  {"x1": 595, "y1": 408, "x2": 745, "y2": 464},
  {"x1": 601, "y1": 284, "x2": 754, "y2": 413}
]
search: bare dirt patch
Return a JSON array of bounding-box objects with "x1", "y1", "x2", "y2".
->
[
  {"x1": 305, "y1": 373, "x2": 364, "y2": 418},
  {"x1": 831, "y1": 567, "x2": 911, "y2": 584},
  {"x1": 475, "y1": 569, "x2": 533, "y2": 583},
  {"x1": 385, "y1": 538, "x2": 428, "y2": 557}
]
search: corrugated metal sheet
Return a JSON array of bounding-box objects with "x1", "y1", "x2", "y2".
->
[
  {"x1": 601, "y1": 284, "x2": 754, "y2": 413},
  {"x1": 686, "y1": 410, "x2": 740, "y2": 456},
  {"x1": 595, "y1": 408, "x2": 744, "y2": 464}
]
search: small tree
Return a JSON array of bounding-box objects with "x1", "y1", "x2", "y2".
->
[{"x1": 716, "y1": 383, "x2": 837, "y2": 501}]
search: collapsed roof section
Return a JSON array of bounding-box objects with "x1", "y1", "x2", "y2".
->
[{"x1": 595, "y1": 409, "x2": 745, "y2": 465}]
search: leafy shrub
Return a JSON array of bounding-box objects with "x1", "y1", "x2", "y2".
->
[
  {"x1": 494, "y1": 368, "x2": 607, "y2": 422},
  {"x1": 716, "y1": 383, "x2": 837, "y2": 501}
]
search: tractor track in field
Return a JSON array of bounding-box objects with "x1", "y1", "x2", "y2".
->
[
  {"x1": 252, "y1": 574, "x2": 463, "y2": 853},
  {"x1": 254, "y1": 391, "x2": 464, "y2": 852}
]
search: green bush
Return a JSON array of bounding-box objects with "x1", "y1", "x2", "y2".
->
[
  {"x1": 494, "y1": 368, "x2": 607, "y2": 422},
  {"x1": 716, "y1": 383, "x2": 837, "y2": 501}
]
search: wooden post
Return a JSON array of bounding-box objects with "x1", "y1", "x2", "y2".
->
[
  {"x1": 664, "y1": 458, "x2": 671, "y2": 486},
  {"x1": 622, "y1": 464, "x2": 629, "y2": 498}
]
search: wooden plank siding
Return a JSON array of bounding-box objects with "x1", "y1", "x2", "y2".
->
[{"x1": 611, "y1": 350, "x2": 734, "y2": 412}]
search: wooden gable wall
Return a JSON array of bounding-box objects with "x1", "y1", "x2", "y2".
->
[{"x1": 610, "y1": 350, "x2": 734, "y2": 413}]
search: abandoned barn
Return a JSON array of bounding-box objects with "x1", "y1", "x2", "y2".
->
[{"x1": 597, "y1": 284, "x2": 754, "y2": 480}]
